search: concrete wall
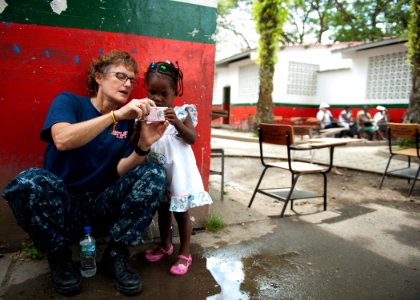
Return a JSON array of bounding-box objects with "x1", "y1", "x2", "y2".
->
[
  {"x1": 0, "y1": 0, "x2": 217, "y2": 250},
  {"x1": 213, "y1": 41, "x2": 409, "y2": 127}
]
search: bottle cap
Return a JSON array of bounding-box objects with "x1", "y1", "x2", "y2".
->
[{"x1": 84, "y1": 226, "x2": 91, "y2": 234}]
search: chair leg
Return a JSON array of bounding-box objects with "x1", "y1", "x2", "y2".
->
[
  {"x1": 280, "y1": 174, "x2": 300, "y2": 218},
  {"x1": 290, "y1": 174, "x2": 295, "y2": 211},
  {"x1": 220, "y1": 150, "x2": 225, "y2": 201},
  {"x1": 407, "y1": 157, "x2": 412, "y2": 185},
  {"x1": 379, "y1": 155, "x2": 394, "y2": 189},
  {"x1": 323, "y1": 173, "x2": 327, "y2": 211},
  {"x1": 408, "y1": 166, "x2": 420, "y2": 197},
  {"x1": 248, "y1": 167, "x2": 269, "y2": 208}
]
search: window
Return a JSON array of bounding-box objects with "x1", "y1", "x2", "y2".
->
[
  {"x1": 238, "y1": 64, "x2": 259, "y2": 101},
  {"x1": 287, "y1": 62, "x2": 319, "y2": 96},
  {"x1": 366, "y1": 51, "x2": 411, "y2": 100}
]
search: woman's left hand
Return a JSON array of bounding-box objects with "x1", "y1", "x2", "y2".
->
[{"x1": 137, "y1": 120, "x2": 169, "y2": 149}]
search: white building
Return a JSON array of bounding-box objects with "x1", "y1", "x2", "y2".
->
[{"x1": 212, "y1": 37, "x2": 410, "y2": 127}]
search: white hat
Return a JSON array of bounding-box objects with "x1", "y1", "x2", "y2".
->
[
  {"x1": 376, "y1": 105, "x2": 386, "y2": 111},
  {"x1": 319, "y1": 102, "x2": 330, "y2": 109}
]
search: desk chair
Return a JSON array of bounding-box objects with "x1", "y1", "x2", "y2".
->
[
  {"x1": 292, "y1": 125, "x2": 313, "y2": 140},
  {"x1": 248, "y1": 124, "x2": 334, "y2": 217},
  {"x1": 379, "y1": 123, "x2": 420, "y2": 196},
  {"x1": 292, "y1": 125, "x2": 315, "y2": 162},
  {"x1": 210, "y1": 148, "x2": 225, "y2": 201}
]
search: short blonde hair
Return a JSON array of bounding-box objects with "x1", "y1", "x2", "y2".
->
[{"x1": 87, "y1": 50, "x2": 138, "y2": 96}]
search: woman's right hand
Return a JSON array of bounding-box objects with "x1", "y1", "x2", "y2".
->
[{"x1": 114, "y1": 98, "x2": 156, "y2": 121}]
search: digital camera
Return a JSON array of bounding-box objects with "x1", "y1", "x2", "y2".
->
[{"x1": 146, "y1": 107, "x2": 167, "y2": 122}]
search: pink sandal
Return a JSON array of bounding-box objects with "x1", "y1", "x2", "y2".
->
[
  {"x1": 144, "y1": 244, "x2": 174, "y2": 262},
  {"x1": 169, "y1": 255, "x2": 192, "y2": 276}
]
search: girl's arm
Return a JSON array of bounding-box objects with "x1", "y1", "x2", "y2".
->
[{"x1": 165, "y1": 107, "x2": 196, "y2": 145}]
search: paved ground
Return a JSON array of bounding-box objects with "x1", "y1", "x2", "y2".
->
[
  {"x1": 0, "y1": 128, "x2": 419, "y2": 299},
  {"x1": 210, "y1": 128, "x2": 406, "y2": 174}
]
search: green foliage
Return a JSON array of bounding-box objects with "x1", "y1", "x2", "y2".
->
[
  {"x1": 395, "y1": 138, "x2": 417, "y2": 150},
  {"x1": 252, "y1": 0, "x2": 289, "y2": 124},
  {"x1": 405, "y1": 0, "x2": 420, "y2": 124},
  {"x1": 407, "y1": 0, "x2": 420, "y2": 70},
  {"x1": 23, "y1": 244, "x2": 42, "y2": 260},
  {"x1": 204, "y1": 213, "x2": 226, "y2": 232},
  {"x1": 252, "y1": 0, "x2": 289, "y2": 65},
  {"x1": 217, "y1": 0, "x2": 240, "y2": 16},
  {"x1": 285, "y1": 0, "x2": 410, "y2": 43},
  {"x1": 384, "y1": 0, "x2": 411, "y2": 37},
  {"x1": 216, "y1": 0, "x2": 410, "y2": 49}
]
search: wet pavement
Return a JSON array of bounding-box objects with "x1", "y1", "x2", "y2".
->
[{"x1": 1, "y1": 128, "x2": 419, "y2": 299}]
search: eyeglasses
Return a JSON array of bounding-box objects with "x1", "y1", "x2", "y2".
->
[{"x1": 109, "y1": 72, "x2": 138, "y2": 86}]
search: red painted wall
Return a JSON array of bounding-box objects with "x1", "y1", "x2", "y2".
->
[
  {"x1": 0, "y1": 23, "x2": 215, "y2": 191},
  {"x1": 212, "y1": 105, "x2": 407, "y2": 128}
]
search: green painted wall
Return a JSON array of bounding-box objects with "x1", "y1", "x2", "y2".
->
[{"x1": 0, "y1": 0, "x2": 216, "y2": 44}]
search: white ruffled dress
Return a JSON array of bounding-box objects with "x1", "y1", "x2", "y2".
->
[{"x1": 148, "y1": 104, "x2": 213, "y2": 212}]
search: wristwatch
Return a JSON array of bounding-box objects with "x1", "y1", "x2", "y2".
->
[{"x1": 134, "y1": 145, "x2": 151, "y2": 156}]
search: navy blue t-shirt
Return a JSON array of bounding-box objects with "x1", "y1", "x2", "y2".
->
[{"x1": 40, "y1": 92, "x2": 134, "y2": 193}]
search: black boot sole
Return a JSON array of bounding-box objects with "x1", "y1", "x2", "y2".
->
[
  {"x1": 52, "y1": 281, "x2": 82, "y2": 296},
  {"x1": 114, "y1": 282, "x2": 142, "y2": 296}
]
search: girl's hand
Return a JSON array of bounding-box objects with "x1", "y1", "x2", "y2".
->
[
  {"x1": 164, "y1": 107, "x2": 182, "y2": 126},
  {"x1": 114, "y1": 98, "x2": 156, "y2": 121},
  {"x1": 167, "y1": 107, "x2": 196, "y2": 145}
]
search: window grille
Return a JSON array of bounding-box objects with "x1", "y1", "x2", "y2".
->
[
  {"x1": 239, "y1": 64, "x2": 259, "y2": 101},
  {"x1": 366, "y1": 51, "x2": 411, "y2": 100},
  {"x1": 287, "y1": 61, "x2": 319, "y2": 96}
]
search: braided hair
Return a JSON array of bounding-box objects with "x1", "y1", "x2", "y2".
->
[{"x1": 144, "y1": 61, "x2": 184, "y2": 96}]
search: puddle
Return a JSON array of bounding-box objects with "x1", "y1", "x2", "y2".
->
[
  {"x1": 206, "y1": 256, "x2": 249, "y2": 300},
  {"x1": 206, "y1": 251, "x2": 301, "y2": 299}
]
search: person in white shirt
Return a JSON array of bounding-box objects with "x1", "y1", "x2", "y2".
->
[
  {"x1": 316, "y1": 102, "x2": 343, "y2": 175},
  {"x1": 374, "y1": 105, "x2": 390, "y2": 139},
  {"x1": 338, "y1": 105, "x2": 358, "y2": 137},
  {"x1": 316, "y1": 102, "x2": 334, "y2": 129}
]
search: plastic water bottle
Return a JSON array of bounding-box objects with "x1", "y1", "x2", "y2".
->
[{"x1": 79, "y1": 226, "x2": 96, "y2": 278}]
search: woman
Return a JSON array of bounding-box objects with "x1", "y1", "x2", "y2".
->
[{"x1": 2, "y1": 50, "x2": 168, "y2": 296}]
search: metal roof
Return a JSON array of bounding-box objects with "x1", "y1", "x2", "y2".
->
[
  {"x1": 216, "y1": 49, "x2": 254, "y2": 67},
  {"x1": 331, "y1": 37, "x2": 408, "y2": 54}
]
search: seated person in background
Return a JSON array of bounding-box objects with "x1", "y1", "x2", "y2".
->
[
  {"x1": 356, "y1": 105, "x2": 384, "y2": 140},
  {"x1": 338, "y1": 105, "x2": 358, "y2": 138},
  {"x1": 316, "y1": 102, "x2": 343, "y2": 175},
  {"x1": 316, "y1": 102, "x2": 335, "y2": 129},
  {"x1": 316, "y1": 102, "x2": 343, "y2": 137},
  {"x1": 374, "y1": 105, "x2": 390, "y2": 139}
]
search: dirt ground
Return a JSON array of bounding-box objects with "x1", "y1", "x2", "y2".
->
[
  {"x1": 1, "y1": 156, "x2": 419, "y2": 255},
  {"x1": 212, "y1": 156, "x2": 420, "y2": 217}
]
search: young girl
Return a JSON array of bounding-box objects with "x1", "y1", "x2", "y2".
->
[{"x1": 142, "y1": 61, "x2": 212, "y2": 275}]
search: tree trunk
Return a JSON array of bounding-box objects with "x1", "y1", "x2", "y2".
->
[
  {"x1": 256, "y1": 61, "x2": 274, "y2": 124},
  {"x1": 405, "y1": 0, "x2": 420, "y2": 124},
  {"x1": 405, "y1": 68, "x2": 420, "y2": 123},
  {"x1": 253, "y1": 0, "x2": 288, "y2": 126}
]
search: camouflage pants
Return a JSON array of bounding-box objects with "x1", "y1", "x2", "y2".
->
[{"x1": 2, "y1": 163, "x2": 166, "y2": 253}]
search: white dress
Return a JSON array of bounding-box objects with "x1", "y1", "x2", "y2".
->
[{"x1": 148, "y1": 104, "x2": 213, "y2": 212}]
